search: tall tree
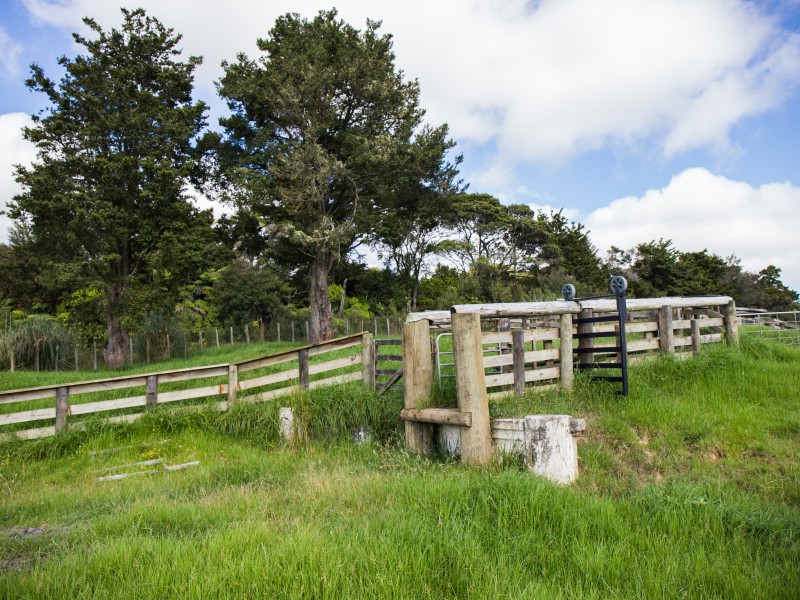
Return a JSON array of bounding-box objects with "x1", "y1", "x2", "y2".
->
[
  {"x1": 10, "y1": 9, "x2": 210, "y2": 368},
  {"x1": 213, "y1": 10, "x2": 459, "y2": 342}
]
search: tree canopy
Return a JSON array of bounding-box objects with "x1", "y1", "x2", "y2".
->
[{"x1": 9, "y1": 8, "x2": 212, "y2": 367}]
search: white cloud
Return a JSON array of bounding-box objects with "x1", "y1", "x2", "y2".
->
[
  {"x1": 585, "y1": 168, "x2": 800, "y2": 289},
  {"x1": 0, "y1": 26, "x2": 23, "y2": 78},
  {"x1": 16, "y1": 0, "x2": 800, "y2": 166},
  {"x1": 0, "y1": 113, "x2": 36, "y2": 243}
]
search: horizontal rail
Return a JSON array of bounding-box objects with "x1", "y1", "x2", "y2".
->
[
  {"x1": 400, "y1": 408, "x2": 472, "y2": 427},
  {"x1": 483, "y1": 348, "x2": 559, "y2": 369}
]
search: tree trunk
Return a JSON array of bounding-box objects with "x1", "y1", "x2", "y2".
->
[
  {"x1": 309, "y1": 248, "x2": 336, "y2": 344},
  {"x1": 104, "y1": 314, "x2": 128, "y2": 369}
]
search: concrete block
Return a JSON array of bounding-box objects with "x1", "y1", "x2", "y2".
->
[
  {"x1": 279, "y1": 407, "x2": 294, "y2": 444},
  {"x1": 523, "y1": 415, "x2": 579, "y2": 485}
]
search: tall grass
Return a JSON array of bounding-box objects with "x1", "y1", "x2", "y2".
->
[{"x1": 0, "y1": 338, "x2": 798, "y2": 598}]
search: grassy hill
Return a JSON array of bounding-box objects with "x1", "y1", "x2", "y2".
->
[{"x1": 1, "y1": 337, "x2": 798, "y2": 598}]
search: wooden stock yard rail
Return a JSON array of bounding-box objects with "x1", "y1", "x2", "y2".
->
[
  {"x1": 402, "y1": 296, "x2": 739, "y2": 465},
  {"x1": 0, "y1": 332, "x2": 374, "y2": 442}
]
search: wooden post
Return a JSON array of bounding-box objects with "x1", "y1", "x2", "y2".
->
[
  {"x1": 230, "y1": 327, "x2": 234, "y2": 345},
  {"x1": 245, "y1": 325, "x2": 250, "y2": 344},
  {"x1": 291, "y1": 322, "x2": 295, "y2": 343},
  {"x1": 298, "y1": 349, "x2": 309, "y2": 390},
  {"x1": 305, "y1": 321, "x2": 309, "y2": 342},
  {"x1": 93, "y1": 341, "x2": 97, "y2": 370},
  {"x1": 277, "y1": 322, "x2": 281, "y2": 343},
  {"x1": 129, "y1": 337, "x2": 134, "y2": 366},
  {"x1": 452, "y1": 312, "x2": 492, "y2": 465},
  {"x1": 723, "y1": 300, "x2": 739, "y2": 345},
  {"x1": 166, "y1": 334, "x2": 171, "y2": 358},
  {"x1": 346, "y1": 319, "x2": 350, "y2": 336},
  {"x1": 543, "y1": 339, "x2": 554, "y2": 366},
  {"x1": 578, "y1": 308, "x2": 594, "y2": 367},
  {"x1": 361, "y1": 332, "x2": 375, "y2": 389},
  {"x1": 9, "y1": 349, "x2": 14, "y2": 373},
  {"x1": 74, "y1": 347, "x2": 79, "y2": 372},
  {"x1": 691, "y1": 319, "x2": 701, "y2": 356},
  {"x1": 228, "y1": 364, "x2": 238, "y2": 405},
  {"x1": 559, "y1": 313, "x2": 574, "y2": 391},
  {"x1": 199, "y1": 331, "x2": 203, "y2": 351},
  {"x1": 55, "y1": 387, "x2": 69, "y2": 434},
  {"x1": 55, "y1": 345, "x2": 59, "y2": 372},
  {"x1": 658, "y1": 305, "x2": 674, "y2": 354},
  {"x1": 402, "y1": 319, "x2": 434, "y2": 455},
  {"x1": 512, "y1": 329, "x2": 526, "y2": 398},
  {"x1": 215, "y1": 328, "x2": 220, "y2": 348},
  {"x1": 386, "y1": 318, "x2": 390, "y2": 336},
  {"x1": 374, "y1": 318, "x2": 378, "y2": 337},
  {"x1": 146, "y1": 375, "x2": 158, "y2": 408},
  {"x1": 145, "y1": 336, "x2": 151, "y2": 363}
]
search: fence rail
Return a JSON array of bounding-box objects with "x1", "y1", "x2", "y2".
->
[{"x1": 0, "y1": 332, "x2": 372, "y2": 443}]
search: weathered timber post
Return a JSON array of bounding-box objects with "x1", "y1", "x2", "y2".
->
[
  {"x1": 55, "y1": 387, "x2": 69, "y2": 434},
  {"x1": 9, "y1": 349, "x2": 14, "y2": 373},
  {"x1": 723, "y1": 300, "x2": 739, "y2": 345},
  {"x1": 215, "y1": 328, "x2": 220, "y2": 348},
  {"x1": 129, "y1": 337, "x2": 134, "y2": 366},
  {"x1": 374, "y1": 318, "x2": 378, "y2": 337},
  {"x1": 145, "y1": 336, "x2": 151, "y2": 363},
  {"x1": 578, "y1": 308, "x2": 594, "y2": 367},
  {"x1": 230, "y1": 327, "x2": 234, "y2": 345},
  {"x1": 452, "y1": 312, "x2": 492, "y2": 465},
  {"x1": 512, "y1": 329, "x2": 526, "y2": 397},
  {"x1": 146, "y1": 375, "x2": 158, "y2": 408},
  {"x1": 402, "y1": 319, "x2": 434, "y2": 455},
  {"x1": 386, "y1": 318, "x2": 391, "y2": 336},
  {"x1": 93, "y1": 341, "x2": 97, "y2": 370},
  {"x1": 166, "y1": 334, "x2": 171, "y2": 359},
  {"x1": 691, "y1": 319, "x2": 701, "y2": 356},
  {"x1": 228, "y1": 364, "x2": 238, "y2": 405},
  {"x1": 361, "y1": 332, "x2": 375, "y2": 389},
  {"x1": 277, "y1": 322, "x2": 281, "y2": 343},
  {"x1": 658, "y1": 305, "x2": 675, "y2": 354},
  {"x1": 245, "y1": 325, "x2": 250, "y2": 344},
  {"x1": 298, "y1": 349, "x2": 310, "y2": 390},
  {"x1": 74, "y1": 348, "x2": 79, "y2": 372},
  {"x1": 559, "y1": 313, "x2": 574, "y2": 391}
]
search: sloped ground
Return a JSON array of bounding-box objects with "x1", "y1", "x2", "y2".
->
[{"x1": 0, "y1": 338, "x2": 797, "y2": 599}]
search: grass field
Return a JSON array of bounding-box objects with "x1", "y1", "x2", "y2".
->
[{"x1": 0, "y1": 337, "x2": 798, "y2": 598}]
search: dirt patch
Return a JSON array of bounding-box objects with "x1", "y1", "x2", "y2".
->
[
  {"x1": 1, "y1": 553, "x2": 45, "y2": 572},
  {"x1": 0, "y1": 526, "x2": 50, "y2": 538},
  {"x1": 706, "y1": 447, "x2": 724, "y2": 463}
]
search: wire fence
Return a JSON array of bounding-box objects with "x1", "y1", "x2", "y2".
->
[
  {"x1": 738, "y1": 311, "x2": 800, "y2": 346},
  {"x1": 2, "y1": 316, "x2": 406, "y2": 372}
]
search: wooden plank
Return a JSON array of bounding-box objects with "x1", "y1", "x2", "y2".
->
[
  {"x1": 451, "y1": 301, "x2": 582, "y2": 317},
  {"x1": 512, "y1": 330, "x2": 525, "y2": 397},
  {"x1": 307, "y1": 337, "x2": 362, "y2": 357},
  {"x1": 238, "y1": 369, "x2": 299, "y2": 391},
  {"x1": 581, "y1": 296, "x2": 732, "y2": 312},
  {"x1": 307, "y1": 371, "x2": 362, "y2": 389},
  {"x1": 481, "y1": 329, "x2": 559, "y2": 345},
  {"x1": 361, "y1": 333, "x2": 374, "y2": 389},
  {"x1": 308, "y1": 354, "x2": 362, "y2": 375},
  {"x1": 658, "y1": 305, "x2": 674, "y2": 354},
  {"x1": 237, "y1": 352, "x2": 298, "y2": 373},
  {"x1": 560, "y1": 313, "x2": 574, "y2": 391},
  {"x1": 70, "y1": 395, "x2": 147, "y2": 415},
  {"x1": 627, "y1": 338, "x2": 660, "y2": 352},
  {"x1": 452, "y1": 312, "x2": 492, "y2": 465},
  {"x1": 298, "y1": 349, "x2": 309, "y2": 390},
  {"x1": 482, "y1": 348, "x2": 559, "y2": 369},
  {"x1": 525, "y1": 367, "x2": 561, "y2": 382},
  {"x1": 377, "y1": 367, "x2": 403, "y2": 396},
  {"x1": 158, "y1": 385, "x2": 227, "y2": 403},
  {"x1": 698, "y1": 317, "x2": 724, "y2": 327},
  {"x1": 400, "y1": 408, "x2": 472, "y2": 427},
  {"x1": 374, "y1": 339, "x2": 402, "y2": 346},
  {"x1": 0, "y1": 407, "x2": 57, "y2": 426},
  {"x1": 55, "y1": 387, "x2": 69, "y2": 433},
  {"x1": 0, "y1": 388, "x2": 57, "y2": 405},
  {"x1": 146, "y1": 376, "x2": 158, "y2": 408},
  {"x1": 674, "y1": 337, "x2": 692, "y2": 347},
  {"x1": 241, "y1": 387, "x2": 293, "y2": 404},
  {"x1": 700, "y1": 333, "x2": 723, "y2": 343},
  {"x1": 403, "y1": 320, "x2": 434, "y2": 456},
  {"x1": 157, "y1": 366, "x2": 228, "y2": 383}
]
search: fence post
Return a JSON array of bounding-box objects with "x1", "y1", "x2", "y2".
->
[
  {"x1": 129, "y1": 337, "x2": 134, "y2": 366},
  {"x1": 245, "y1": 325, "x2": 250, "y2": 344},
  {"x1": 691, "y1": 319, "x2": 701, "y2": 356},
  {"x1": 452, "y1": 312, "x2": 492, "y2": 465},
  {"x1": 578, "y1": 308, "x2": 594, "y2": 367},
  {"x1": 166, "y1": 334, "x2": 171, "y2": 359},
  {"x1": 55, "y1": 387, "x2": 69, "y2": 434},
  {"x1": 230, "y1": 327, "x2": 234, "y2": 345},
  {"x1": 55, "y1": 346, "x2": 59, "y2": 372},
  {"x1": 298, "y1": 349, "x2": 310, "y2": 390},
  {"x1": 93, "y1": 341, "x2": 97, "y2": 370},
  {"x1": 374, "y1": 318, "x2": 378, "y2": 337},
  {"x1": 386, "y1": 318, "x2": 390, "y2": 336},
  {"x1": 361, "y1": 332, "x2": 375, "y2": 389},
  {"x1": 559, "y1": 313, "x2": 574, "y2": 391},
  {"x1": 402, "y1": 319, "x2": 434, "y2": 455},
  {"x1": 228, "y1": 364, "x2": 238, "y2": 406},
  {"x1": 512, "y1": 329, "x2": 526, "y2": 397},
  {"x1": 9, "y1": 349, "x2": 14, "y2": 373},
  {"x1": 215, "y1": 328, "x2": 220, "y2": 349},
  {"x1": 658, "y1": 305, "x2": 674, "y2": 354},
  {"x1": 146, "y1": 375, "x2": 158, "y2": 408},
  {"x1": 305, "y1": 321, "x2": 310, "y2": 342},
  {"x1": 277, "y1": 322, "x2": 281, "y2": 343},
  {"x1": 723, "y1": 300, "x2": 739, "y2": 345}
]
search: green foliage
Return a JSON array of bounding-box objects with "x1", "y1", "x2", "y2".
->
[
  {"x1": 213, "y1": 9, "x2": 460, "y2": 340},
  {"x1": 10, "y1": 8, "x2": 214, "y2": 366},
  {"x1": 208, "y1": 259, "x2": 291, "y2": 329},
  {"x1": 0, "y1": 314, "x2": 75, "y2": 370}
]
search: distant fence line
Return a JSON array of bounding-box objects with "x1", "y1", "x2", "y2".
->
[{"x1": 3, "y1": 316, "x2": 406, "y2": 372}]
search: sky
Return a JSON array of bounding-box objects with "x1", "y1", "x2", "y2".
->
[{"x1": 1, "y1": 0, "x2": 799, "y2": 290}]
